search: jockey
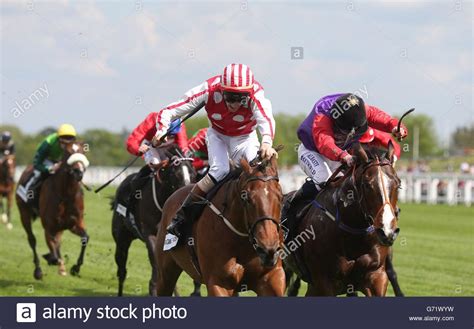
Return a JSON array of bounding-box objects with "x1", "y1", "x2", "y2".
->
[
  {"x1": 127, "y1": 116, "x2": 189, "y2": 165},
  {"x1": 289, "y1": 93, "x2": 407, "y2": 212},
  {"x1": 125, "y1": 116, "x2": 189, "y2": 217},
  {"x1": 18, "y1": 124, "x2": 77, "y2": 203},
  {"x1": 0, "y1": 131, "x2": 15, "y2": 158},
  {"x1": 154, "y1": 63, "x2": 277, "y2": 238},
  {"x1": 187, "y1": 128, "x2": 209, "y2": 172}
]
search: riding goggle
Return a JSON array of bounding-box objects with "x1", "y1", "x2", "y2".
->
[
  {"x1": 59, "y1": 136, "x2": 76, "y2": 143},
  {"x1": 223, "y1": 92, "x2": 249, "y2": 104}
]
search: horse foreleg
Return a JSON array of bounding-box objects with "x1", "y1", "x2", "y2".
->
[
  {"x1": 19, "y1": 207, "x2": 42, "y2": 280},
  {"x1": 0, "y1": 197, "x2": 5, "y2": 223},
  {"x1": 114, "y1": 227, "x2": 133, "y2": 296},
  {"x1": 55, "y1": 232, "x2": 66, "y2": 276},
  {"x1": 306, "y1": 275, "x2": 336, "y2": 296},
  {"x1": 145, "y1": 235, "x2": 158, "y2": 296},
  {"x1": 386, "y1": 252, "x2": 404, "y2": 296},
  {"x1": 6, "y1": 191, "x2": 13, "y2": 229},
  {"x1": 255, "y1": 267, "x2": 286, "y2": 296},
  {"x1": 364, "y1": 268, "x2": 389, "y2": 297},
  {"x1": 190, "y1": 281, "x2": 202, "y2": 297},
  {"x1": 69, "y1": 224, "x2": 89, "y2": 276},
  {"x1": 43, "y1": 230, "x2": 60, "y2": 265},
  {"x1": 206, "y1": 281, "x2": 234, "y2": 297},
  {"x1": 156, "y1": 254, "x2": 183, "y2": 296}
]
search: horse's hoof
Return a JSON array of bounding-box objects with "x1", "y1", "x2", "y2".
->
[
  {"x1": 1, "y1": 214, "x2": 7, "y2": 224},
  {"x1": 43, "y1": 253, "x2": 59, "y2": 265},
  {"x1": 190, "y1": 292, "x2": 201, "y2": 297},
  {"x1": 70, "y1": 265, "x2": 80, "y2": 276},
  {"x1": 6, "y1": 222, "x2": 13, "y2": 230},
  {"x1": 34, "y1": 268, "x2": 43, "y2": 280}
]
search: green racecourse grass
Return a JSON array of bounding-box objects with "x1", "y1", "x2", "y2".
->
[{"x1": 0, "y1": 187, "x2": 472, "y2": 297}]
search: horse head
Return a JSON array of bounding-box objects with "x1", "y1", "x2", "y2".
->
[
  {"x1": 342, "y1": 142, "x2": 400, "y2": 246},
  {"x1": 61, "y1": 142, "x2": 90, "y2": 182},
  {"x1": 154, "y1": 143, "x2": 196, "y2": 193},
  {"x1": 239, "y1": 153, "x2": 283, "y2": 268}
]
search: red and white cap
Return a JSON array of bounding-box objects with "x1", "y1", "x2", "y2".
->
[{"x1": 220, "y1": 63, "x2": 254, "y2": 93}]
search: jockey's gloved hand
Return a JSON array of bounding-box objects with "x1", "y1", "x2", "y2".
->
[
  {"x1": 152, "y1": 129, "x2": 167, "y2": 147},
  {"x1": 138, "y1": 144, "x2": 150, "y2": 155},
  {"x1": 260, "y1": 143, "x2": 278, "y2": 160},
  {"x1": 341, "y1": 153, "x2": 355, "y2": 167},
  {"x1": 48, "y1": 162, "x2": 61, "y2": 174},
  {"x1": 392, "y1": 125, "x2": 408, "y2": 141}
]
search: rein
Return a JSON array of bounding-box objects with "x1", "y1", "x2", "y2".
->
[
  {"x1": 313, "y1": 158, "x2": 396, "y2": 235},
  {"x1": 201, "y1": 174, "x2": 281, "y2": 250}
]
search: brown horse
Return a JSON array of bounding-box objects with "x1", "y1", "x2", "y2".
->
[
  {"x1": 155, "y1": 155, "x2": 285, "y2": 296},
  {"x1": 111, "y1": 143, "x2": 196, "y2": 296},
  {"x1": 0, "y1": 154, "x2": 15, "y2": 229},
  {"x1": 284, "y1": 142, "x2": 401, "y2": 296},
  {"x1": 16, "y1": 142, "x2": 90, "y2": 280}
]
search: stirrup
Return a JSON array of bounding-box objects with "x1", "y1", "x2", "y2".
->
[{"x1": 166, "y1": 216, "x2": 184, "y2": 237}]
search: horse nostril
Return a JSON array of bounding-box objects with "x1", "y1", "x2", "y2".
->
[
  {"x1": 392, "y1": 228, "x2": 400, "y2": 240},
  {"x1": 73, "y1": 169, "x2": 83, "y2": 181}
]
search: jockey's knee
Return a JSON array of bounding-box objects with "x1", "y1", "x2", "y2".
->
[{"x1": 208, "y1": 166, "x2": 229, "y2": 183}]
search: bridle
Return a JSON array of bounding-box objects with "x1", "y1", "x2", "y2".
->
[
  {"x1": 154, "y1": 155, "x2": 194, "y2": 185},
  {"x1": 239, "y1": 174, "x2": 281, "y2": 249},
  {"x1": 312, "y1": 156, "x2": 400, "y2": 235},
  {"x1": 343, "y1": 157, "x2": 399, "y2": 230}
]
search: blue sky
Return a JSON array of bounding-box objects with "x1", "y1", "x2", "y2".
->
[{"x1": 1, "y1": 0, "x2": 472, "y2": 143}]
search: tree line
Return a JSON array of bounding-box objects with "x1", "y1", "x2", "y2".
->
[{"x1": 1, "y1": 114, "x2": 472, "y2": 167}]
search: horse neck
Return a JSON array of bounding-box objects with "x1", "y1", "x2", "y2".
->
[
  {"x1": 53, "y1": 166, "x2": 80, "y2": 197},
  {"x1": 215, "y1": 178, "x2": 247, "y2": 232},
  {"x1": 324, "y1": 178, "x2": 368, "y2": 229}
]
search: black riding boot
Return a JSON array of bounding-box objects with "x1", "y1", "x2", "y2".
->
[
  {"x1": 127, "y1": 165, "x2": 152, "y2": 218},
  {"x1": 167, "y1": 185, "x2": 207, "y2": 237},
  {"x1": 284, "y1": 179, "x2": 319, "y2": 221}
]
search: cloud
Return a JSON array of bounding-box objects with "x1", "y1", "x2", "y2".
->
[
  {"x1": 1, "y1": 0, "x2": 471, "y2": 138},
  {"x1": 1, "y1": 0, "x2": 116, "y2": 77}
]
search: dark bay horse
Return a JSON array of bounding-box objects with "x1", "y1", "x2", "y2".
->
[
  {"x1": 0, "y1": 154, "x2": 15, "y2": 229},
  {"x1": 111, "y1": 143, "x2": 196, "y2": 296},
  {"x1": 16, "y1": 142, "x2": 90, "y2": 279},
  {"x1": 155, "y1": 155, "x2": 286, "y2": 296},
  {"x1": 284, "y1": 142, "x2": 401, "y2": 296}
]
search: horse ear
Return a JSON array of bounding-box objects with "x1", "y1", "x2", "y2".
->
[
  {"x1": 240, "y1": 158, "x2": 251, "y2": 173},
  {"x1": 386, "y1": 140, "x2": 395, "y2": 164},
  {"x1": 353, "y1": 142, "x2": 369, "y2": 164}
]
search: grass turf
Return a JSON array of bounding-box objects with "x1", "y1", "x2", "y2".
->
[{"x1": 0, "y1": 188, "x2": 472, "y2": 296}]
